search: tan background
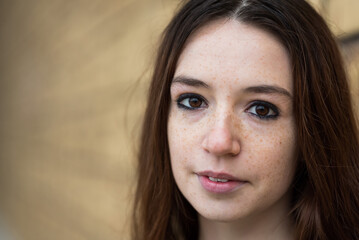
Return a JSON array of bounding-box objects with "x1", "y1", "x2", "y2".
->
[{"x1": 0, "y1": 0, "x2": 358, "y2": 239}]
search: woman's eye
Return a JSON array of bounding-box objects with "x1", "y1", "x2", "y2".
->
[
  {"x1": 247, "y1": 101, "x2": 279, "y2": 119},
  {"x1": 176, "y1": 94, "x2": 207, "y2": 110}
]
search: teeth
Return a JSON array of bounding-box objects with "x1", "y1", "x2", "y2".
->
[{"x1": 209, "y1": 177, "x2": 229, "y2": 183}]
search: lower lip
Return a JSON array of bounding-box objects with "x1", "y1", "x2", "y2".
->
[{"x1": 198, "y1": 175, "x2": 246, "y2": 193}]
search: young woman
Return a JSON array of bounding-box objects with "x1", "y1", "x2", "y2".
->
[{"x1": 132, "y1": 0, "x2": 359, "y2": 239}]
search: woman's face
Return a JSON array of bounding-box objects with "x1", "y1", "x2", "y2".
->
[{"x1": 168, "y1": 19, "x2": 296, "y2": 221}]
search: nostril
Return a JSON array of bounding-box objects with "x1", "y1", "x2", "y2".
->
[
  {"x1": 201, "y1": 137, "x2": 210, "y2": 153},
  {"x1": 202, "y1": 127, "x2": 240, "y2": 156},
  {"x1": 231, "y1": 141, "x2": 240, "y2": 156}
]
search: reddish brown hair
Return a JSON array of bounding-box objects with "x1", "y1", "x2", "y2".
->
[{"x1": 132, "y1": 0, "x2": 359, "y2": 239}]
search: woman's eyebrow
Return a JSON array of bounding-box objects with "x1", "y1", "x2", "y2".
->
[
  {"x1": 172, "y1": 76, "x2": 210, "y2": 88},
  {"x1": 172, "y1": 77, "x2": 291, "y2": 98},
  {"x1": 243, "y1": 85, "x2": 292, "y2": 98}
]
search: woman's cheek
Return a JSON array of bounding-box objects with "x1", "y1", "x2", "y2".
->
[
  {"x1": 170, "y1": 109, "x2": 205, "y2": 140},
  {"x1": 242, "y1": 121, "x2": 296, "y2": 180},
  {"x1": 168, "y1": 112, "x2": 193, "y2": 159}
]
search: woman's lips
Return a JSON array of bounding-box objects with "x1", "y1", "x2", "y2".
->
[{"x1": 197, "y1": 171, "x2": 247, "y2": 193}]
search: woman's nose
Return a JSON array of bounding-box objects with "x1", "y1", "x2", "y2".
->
[{"x1": 201, "y1": 116, "x2": 240, "y2": 157}]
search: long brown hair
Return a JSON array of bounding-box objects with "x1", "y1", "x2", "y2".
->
[{"x1": 132, "y1": 0, "x2": 359, "y2": 239}]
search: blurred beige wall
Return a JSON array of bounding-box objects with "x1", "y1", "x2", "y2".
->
[
  {"x1": 0, "y1": 1, "x2": 179, "y2": 239},
  {"x1": 0, "y1": 0, "x2": 358, "y2": 240}
]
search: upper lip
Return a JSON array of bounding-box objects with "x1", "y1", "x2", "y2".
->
[{"x1": 197, "y1": 171, "x2": 243, "y2": 181}]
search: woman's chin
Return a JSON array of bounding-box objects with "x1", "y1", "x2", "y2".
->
[{"x1": 197, "y1": 210, "x2": 248, "y2": 223}]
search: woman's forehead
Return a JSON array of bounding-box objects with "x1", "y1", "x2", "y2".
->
[{"x1": 175, "y1": 19, "x2": 293, "y2": 94}]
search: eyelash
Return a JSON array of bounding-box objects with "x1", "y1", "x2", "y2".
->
[
  {"x1": 176, "y1": 93, "x2": 279, "y2": 120},
  {"x1": 246, "y1": 101, "x2": 279, "y2": 120},
  {"x1": 176, "y1": 93, "x2": 207, "y2": 110}
]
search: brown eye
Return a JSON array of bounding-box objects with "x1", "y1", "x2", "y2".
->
[
  {"x1": 177, "y1": 94, "x2": 207, "y2": 110},
  {"x1": 255, "y1": 105, "x2": 269, "y2": 116},
  {"x1": 247, "y1": 101, "x2": 278, "y2": 120},
  {"x1": 189, "y1": 97, "x2": 202, "y2": 108}
]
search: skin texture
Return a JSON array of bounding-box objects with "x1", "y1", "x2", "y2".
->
[{"x1": 167, "y1": 19, "x2": 297, "y2": 240}]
